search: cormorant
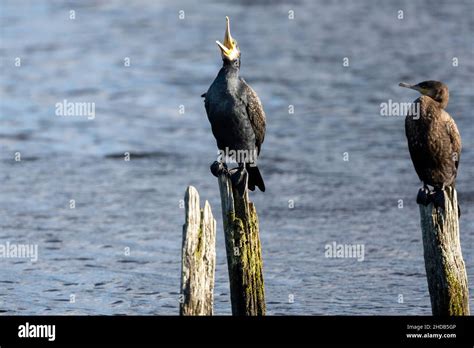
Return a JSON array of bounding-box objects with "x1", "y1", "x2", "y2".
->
[
  {"x1": 202, "y1": 17, "x2": 266, "y2": 195},
  {"x1": 399, "y1": 80, "x2": 462, "y2": 211}
]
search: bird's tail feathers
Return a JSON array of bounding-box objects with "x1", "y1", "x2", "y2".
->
[{"x1": 248, "y1": 165, "x2": 265, "y2": 192}]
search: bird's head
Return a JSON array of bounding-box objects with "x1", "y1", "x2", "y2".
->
[
  {"x1": 399, "y1": 80, "x2": 449, "y2": 107},
  {"x1": 216, "y1": 17, "x2": 240, "y2": 64}
]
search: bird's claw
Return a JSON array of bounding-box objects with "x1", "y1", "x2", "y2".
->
[
  {"x1": 230, "y1": 167, "x2": 248, "y2": 197},
  {"x1": 417, "y1": 186, "x2": 447, "y2": 212},
  {"x1": 416, "y1": 187, "x2": 430, "y2": 206},
  {"x1": 210, "y1": 161, "x2": 228, "y2": 177},
  {"x1": 432, "y1": 189, "x2": 446, "y2": 211},
  {"x1": 210, "y1": 162, "x2": 247, "y2": 196}
]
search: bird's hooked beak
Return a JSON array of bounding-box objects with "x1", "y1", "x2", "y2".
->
[
  {"x1": 399, "y1": 82, "x2": 424, "y2": 93},
  {"x1": 216, "y1": 16, "x2": 239, "y2": 60}
]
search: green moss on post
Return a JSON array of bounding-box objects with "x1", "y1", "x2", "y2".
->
[
  {"x1": 218, "y1": 174, "x2": 266, "y2": 316},
  {"x1": 419, "y1": 187, "x2": 470, "y2": 316}
]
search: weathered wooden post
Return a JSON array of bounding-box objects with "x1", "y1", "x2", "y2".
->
[
  {"x1": 419, "y1": 187, "x2": 470, "y2": 315},
  {"x1": 217, "y1": 173, "x2": 266, "y2": 316},
  {"x1": 180, "y1": 186, "x2": 216, "y2": 315}
]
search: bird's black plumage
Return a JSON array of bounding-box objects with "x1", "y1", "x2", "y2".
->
[
  {"x1": 400, "y1": 80, "x2": 462, "y2": 210},
  {"x1": 203, "y1": 17, "x2": 266, "y2": 192}
]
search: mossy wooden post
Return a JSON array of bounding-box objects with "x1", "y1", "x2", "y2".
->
[
  {"x1": 180, "y1": 186, "x2": 216, "y2": 315},
  {"x1": 419, "y1": 187, "x2": 470, "y2": 315},
  {"x1": 217, "y1": 173, "x2": 266, "y2": 316}
]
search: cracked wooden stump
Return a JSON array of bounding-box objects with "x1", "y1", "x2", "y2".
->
[
  {"x1": 180, "y1": 186, "x2": 216, "y2": 315},
  {"x1": 419, "y1": 187, "x2": 470, "y2": 316},
  {"x1": 217, "y1": 173, "x2": 266, "y2": 316}
]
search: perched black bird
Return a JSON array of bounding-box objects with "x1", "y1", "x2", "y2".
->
[
  {"x1": 203, "y1": 17, "x2": 266, "y2": 195},
  {"x1": 399, "y1": 81, "x2": 462, "y2": 211}
]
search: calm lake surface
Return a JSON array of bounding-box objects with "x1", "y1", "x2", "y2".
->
[{"x1": 0, "y1": 0, "x2": 473, "y2": 315}]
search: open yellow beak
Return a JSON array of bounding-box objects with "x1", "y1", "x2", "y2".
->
[{"x1": 216, "y1": 16, "x2": 239, "y2": 60}]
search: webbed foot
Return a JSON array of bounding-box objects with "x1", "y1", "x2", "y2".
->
[
  {"x1": 229, "y1": 167, "x2": 248, "y2": 197},
  {"x1": 416, "y1": 187, "x2": 430, "y2": 206},
  {"x1": 210, "y1": 161, "x2": 228, "y2": 177},
  {"x1": 432, "y1": 189, "x2": 446, "y2": 211}
]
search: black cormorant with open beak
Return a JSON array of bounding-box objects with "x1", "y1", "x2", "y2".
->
[
  {"x1": 399, "y1": 80, "x2": 462, "y2": 213},
  {"x1": 202, "y1": 17, "x2": 266, "y2": 196}
]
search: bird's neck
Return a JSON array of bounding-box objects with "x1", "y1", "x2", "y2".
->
[
  {"x1": 425, "y1": 96, "x2": 448, "y2": 110},
  {"x1": 432, "y1": 89, "x2": 449, "y2": 109},
  {"x1": 436, "y1": 96, "x2": 449, "y2": 109},
  {"x1": 221, "y1": 59, "x2": 240, "y2": 78},
  {"x1": 419, "y1": 95, "x2": 449, "y2": 118}
]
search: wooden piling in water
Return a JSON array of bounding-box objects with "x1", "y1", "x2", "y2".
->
[
  {"x1": 419, "y1": 187, "x2": 470, "y2": 315},
  {"x1": 217, "y1": 173, "x2": 266, "y2": 316},
  {"x1": 180, "y1": 186, "x2": 216, "y2": 316}
]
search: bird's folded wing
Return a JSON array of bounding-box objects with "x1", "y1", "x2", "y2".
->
[
  {"x1": 240, "y1": 80, "x2": 266, "y2": 154},
  {"x1": 446, "y1": 117, "x2": 462, "y2": 169}
]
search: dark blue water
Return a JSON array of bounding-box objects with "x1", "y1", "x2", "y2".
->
[{"x1": 0, "y1": 0, "x2": 473, "y2": 315}]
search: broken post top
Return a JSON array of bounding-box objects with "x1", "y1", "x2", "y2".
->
[{"x1": 181, "y1": 185, "x2": 217, "y2": 316}]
